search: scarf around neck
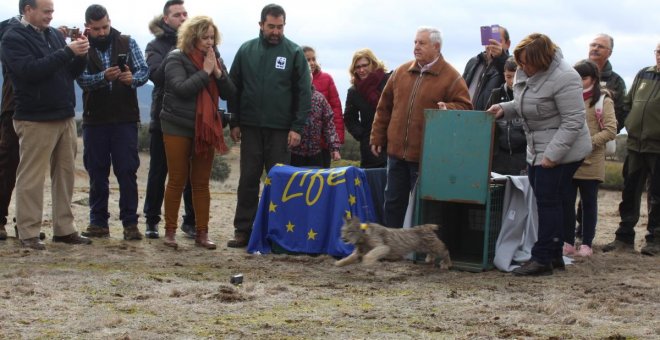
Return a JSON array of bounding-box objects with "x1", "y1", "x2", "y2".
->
[
  {"x1": 187, "y1": 49, "x2": 228, "y2": 156},
  {"x1": 355, "y1": 68, "x2": 386, "y2": 109}
]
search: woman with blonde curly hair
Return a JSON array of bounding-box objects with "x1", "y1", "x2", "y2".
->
[
  {"x1": 160, "y1": 15, "x2": 235, "y2": 249},
  {"x1": 343, "y1": 48, "x2": 391, "y2": 168}
]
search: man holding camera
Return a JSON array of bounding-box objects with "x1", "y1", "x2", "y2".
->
[
  {"x1": 1, "y1": 0, "x2": 91, "y2": 249},
  {"x1": 76, "y1": 4, "x2": 149, "y2": 240}
]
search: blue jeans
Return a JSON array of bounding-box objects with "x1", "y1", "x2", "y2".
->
[
  {"x1": 566, "y1": 179, "x2": 600, "y2": 247},
  {"x1": 528, "y1": 161, "x2": 582, "y2": 264},
  {"x1": 383, "y1": 156, "x2": 418, "y2": 228},
  {"x1": 82, "y1": 123, "x2": 140, "y2": 227},
  {"x1": 142, "y1": 129, "x2": 195, "y2": 226}
]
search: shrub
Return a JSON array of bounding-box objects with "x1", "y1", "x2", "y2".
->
[
  {"x1": 75, "y1": 119, "x2": 83, "y2": 137},
  {"x1": 211, "y1": 155, "x2": 231, "y2": 182},
  {"x1": 602, "y1": 160, "x2": 623, "y2": 191},
  {"x1": 341, "y1": 133, "x2": 361, "y2": 161},
  {"x1": 137, "y1": 124, "x2": 151, "y2": 152}
]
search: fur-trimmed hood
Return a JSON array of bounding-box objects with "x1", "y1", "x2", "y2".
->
[{"x1": 148, "y1": 15, "x2": 177, "y2": 39}]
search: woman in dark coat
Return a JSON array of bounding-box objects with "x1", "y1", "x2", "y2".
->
[{"x1": 343, "y1": 48, "x2": 391, "y2": 168}]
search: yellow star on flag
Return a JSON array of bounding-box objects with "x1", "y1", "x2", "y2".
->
[
  {"x1": 269, "y1": 201, "x2": 277, "y2": 212},
  {"x1": 345, "y1": 210, "x2": 352, "y2": 219},
  {"x1": 286, "y1": 221, "x2": 295, "y2": 232},
  {"x1": 264, "y1": 177, "x2": 272, "y2": 186},
  {"x1": 348, "y1": 194, "x2": 356, "y2": 206},
  {"x1": 354, "y1": 178, "x2": 361, "y2": 186},
  {"x1": 307, "y1": 229, "x2": 317, "y2": 240}
]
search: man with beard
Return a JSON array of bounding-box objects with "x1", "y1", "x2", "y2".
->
[
  {"x1": 227, "y1": 3, "x2": 311, "y2": 248},
  {"x1": 76, "y1": 4, "x2": 149, "y2": 240},
  {"x1": 142, "y1": 0, "x2": 197, "y2": 239},
  {"x1": 1, "y1": 0, "x2": 91, "y2": 249}
]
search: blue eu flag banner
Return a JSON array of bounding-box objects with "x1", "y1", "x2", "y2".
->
[{"x1": 248, "y1": 165, "x2": 376, "y2": 257}]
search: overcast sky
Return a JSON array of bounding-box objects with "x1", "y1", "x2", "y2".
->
[{"x1": 1, "y1": 0, "x2": 658, "y2": 108}]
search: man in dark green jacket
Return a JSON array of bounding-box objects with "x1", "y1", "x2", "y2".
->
[
  {"x1": 604, "y1": 42, "x2": 660, "y2": 256},
  {"x1": 227, "y1": 3, "x2": 311, "y2": 247}
]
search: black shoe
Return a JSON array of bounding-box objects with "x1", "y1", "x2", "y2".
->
[
  {"x1": 180, "y1": 223, "x2": 196, "y2": 239},
  {"x1": 0, "y1": 224, "x2": 6, "y2": 240},
  {"x1": 21, "y1": 237, "x2": 46, "y2": 250},
  {"x1": 640, "y1": 242, "x2": 659, "y2": 256},
  {"x1": 145, "y1": 223, "x2": 159, "y2": 239},
  {"x1": 512, "y1": 260, "x2": 553, "y2": 276},
  {"x1": 52, "y1": 232, "x2": 92, "y2": 245},
  {"x1": 552, "y1": 256, "x2": 565, "y2": 271}
]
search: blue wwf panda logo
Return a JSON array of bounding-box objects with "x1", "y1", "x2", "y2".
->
[{"x1": 275, "y1": 56, "x2": 286, "y2": 70}]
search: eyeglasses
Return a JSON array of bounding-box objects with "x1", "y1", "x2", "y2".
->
[
  {"x1": 354, "y1": 62, "x2": 370, "y2": 71},
  {"x1": 655, "y1": 49, "x2": 660, "y2": 55},
  {"x1": 589, "y1": 43, "x2": 611, "y2": 50}
]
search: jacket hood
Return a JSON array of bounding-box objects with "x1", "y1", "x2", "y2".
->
[
  {"x1": 149, "y1": 15, "x2": 178, "y2": 40},
  {"x1": 0, "y1": 15, "x2": 21, "y2": 41}
]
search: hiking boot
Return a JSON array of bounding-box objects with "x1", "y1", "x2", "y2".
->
[
  {"x1": 123, "y1": 224, "x2": 143, "y2": 241},
  {"x1": 0, "y1": 224, "x2": 6, "y2": 240},
  {"x1": 21, "y1": 237, "x2": 45, "y2": 250},
  {"x1": 52, "y1": 232, "x2": 92, "y2": 245},
  {"x1": 145, "y1": 223, "x2": 159, "y2": 239},
  {"x1": 81, "y1": 225, "x2": 110, "y2": 238},
  {"x1": 512, "y1": 260, "x2": 553, "y2": 276},
  {"x1": 602, "y1": 239, "x2": 634, "y2": 253},
  {"x1": 227, "y1": 232, "x2": 249, "y2": 248},
  {"x1": 577, "y1": 244, "x2": 593, "y2": 257},
  {"x1": 640, "y1": 242, "x2": 659, "y2": 256},
  {"x1": 180, "y1": 222, "x2": 196, "y2": 239}
]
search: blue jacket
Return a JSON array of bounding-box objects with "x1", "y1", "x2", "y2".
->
[{"x1": 0, "y1": 22, "x2": 86, "y2": 121}]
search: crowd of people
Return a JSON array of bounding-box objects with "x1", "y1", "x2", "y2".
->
[{"x1": 0, "y1": 0, "x2": 658, "y2": 277}]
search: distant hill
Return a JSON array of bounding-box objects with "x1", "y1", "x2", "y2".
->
[{"x1": 1, "y1": 67, "x2": 228, "y2": 123}]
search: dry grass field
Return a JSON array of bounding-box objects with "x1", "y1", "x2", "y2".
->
[{"x1": 0, "y1": 140, "x2": 658, "y2": 339}]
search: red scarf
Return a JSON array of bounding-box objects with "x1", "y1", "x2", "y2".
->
[
  {"x1": 582, "y1": 88, "x2": 593, "y2": 101},
  {"x1": 188, "y1": 50, "x2": 228, "y2": 156},
  {"x1": 355, "y1": 69, "x2": 386, "y2": 109}
]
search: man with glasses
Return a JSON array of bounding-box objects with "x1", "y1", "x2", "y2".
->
[
  {"x1": 603, "y1": 42, "x2": 660, "y2": 256},
  {"x1": 588, "y1": 34, "x2": 627, "y2": 132}
]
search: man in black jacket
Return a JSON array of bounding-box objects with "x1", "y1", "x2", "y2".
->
[
  {"x1": 76, "y1": 4, "x2": 149, "y2": 241},
  {"x1": 0, "y1": 15, "x2": 21, "y2": 241},
  {"x1": 0, "y1": 0, "x2": 92, "y2": 250},
  {"x1": 588, "y1": 33, "x2": 627, "y2": 132},
  {"x1": 142, "y1": 0, "x2": 197, "y2": 239},
  {"x1": 462, "y1": 26, "x2": 510, "y2": 111}
]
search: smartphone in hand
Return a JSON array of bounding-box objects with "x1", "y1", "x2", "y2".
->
[
  {"x1": 116, "y1": 54, "x2": 127, "y2": 71},
  {"x1": 480, "y1": 25, "x2": 501, "y2": 45}
]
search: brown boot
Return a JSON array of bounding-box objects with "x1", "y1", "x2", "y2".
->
[
  {"x1": 227, "y1": 232, "x2": 249, "y2": 248},
  {"x1": 163, "y1": 228, "x2": 178, "y2": 249},
  {"x1": 195, "y1": 230, "x2": 217, "y2": 250}
]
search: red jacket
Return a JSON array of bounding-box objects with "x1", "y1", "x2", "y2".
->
[
  {"x1": 371, "y1": 56, "x2": 472, "y2": 162},
  {"x1": 312, "y1": 70, "x2": 344, "y2": 144}
]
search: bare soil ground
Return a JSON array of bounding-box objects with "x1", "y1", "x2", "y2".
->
[{"x1": 1, "y1": 140, "x2": 658, "y2": 339}]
